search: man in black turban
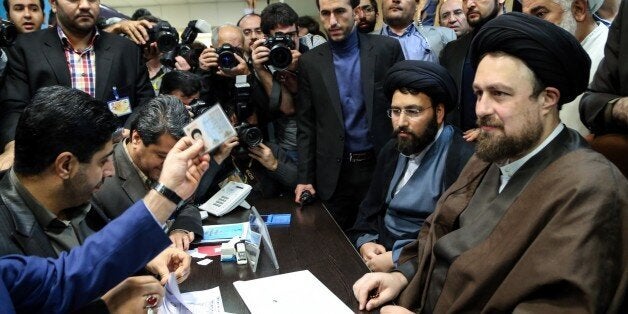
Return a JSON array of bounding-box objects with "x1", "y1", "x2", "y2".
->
[
  {"x1": 348, "y1": 60, "x2": 474, "y2": 273},
  {"x1": 353, "y1": 13, "x2": 627, "y2": 313}
]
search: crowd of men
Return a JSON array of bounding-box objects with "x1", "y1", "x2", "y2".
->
[{"x1": 0, "y1": 0, "x2": 626, "y2": 312}]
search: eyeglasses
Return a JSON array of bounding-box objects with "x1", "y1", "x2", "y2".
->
[
  {"x1": 387, "y1": 107, "x2": 432, "y2": 118},
  {"x1": 242, "y1": 28, "x2": 263, "y2": 36},
  {"x1": 357, "y1": 5, "x2": 376, "y2": 13}
]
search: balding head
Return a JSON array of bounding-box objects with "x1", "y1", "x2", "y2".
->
[{"x1": 212, "y1": 24, "x2": 244, "y2": 49}]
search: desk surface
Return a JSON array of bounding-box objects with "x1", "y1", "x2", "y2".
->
[{"x1": 181, "y1": 197, "x2": 370, "y2": 313}]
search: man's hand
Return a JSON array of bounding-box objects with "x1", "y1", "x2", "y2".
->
[
  {"x1": 174, "y1": 56, "x2": 192, "y2": 71},
  {"x1": 353, "y1": 272, "x2": 409, "y2": 311},
  {"x1": 380, "y1": 305, "x2": 416, "y2": 314},
  {"x1": 463, "y1": 128, "x2": 480, "y2": 142},
  {"x1": 158, "y1": 137, "x2": 210, "y2": 200},
  {"x1": 294, "y1": 184, "x2": 316, "y2": 203},
  {"x1": 251, "y1": 38, "x2": 270, "y2": 70},
  {"x1": 169, "y1": 230, "x2": 195, "y2": 250},
  {"x1": 142, "y1": 42, "x2": 159, "y2": 61},
  {"x1": 104, "y1": 20, "x2": 153, "y2": 45},
  {"x1": 366, "y1": 251, "x2": 394, "y2": 272},
  {"x1": 101, "y1": 276, "x2": 164, "y2": 313},
  {"x1": 286, "y1": 49, "x2": 301, "y2": 72},
  {"x1": 213, "y1": 136, "x2": 239, "y2": 165},
  {"x1": 146, "y1": 247, "x2": 191, "y2": 285},
  {"x1": 199, "y1": 47, "x2": 218, "y2": 71},
  {"x1": 359, "y1": 242, "x2": 386, "y2": 261},
  {"x1": 0, "y1": 141, "x2": 15, "y2": 171},
  {"x1": 612, "y1": 97, "x2": 628, "y2": 129},
  {"x1": 219, "y1": 53, "x2": 250, "y2": 77},
  {"x1": 248, "y1": 143, "x2": 278, "y2": 171}
]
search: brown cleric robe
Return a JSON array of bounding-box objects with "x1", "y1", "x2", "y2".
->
[{"x1": 395, "y1": 127, "x2": 627, "y2": 313}]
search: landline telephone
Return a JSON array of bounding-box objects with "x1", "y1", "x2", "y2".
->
[{"x1": 199, "y1": 181, "x2": 252, "y2": 216}]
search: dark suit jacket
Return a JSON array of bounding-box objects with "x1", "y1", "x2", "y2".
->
[
  {"x1": 0, "y1": 201, "x2": 171, "y2": 313},
  {"x1": 580, "y1": 0, "x2": 628, "y2": 135},
  {"x1": 296, "y1": 33, "x2": 404, "y2": 200},
  {"x1": 0, "y1": 28, "x2": 154, "y2": 147},
  {"x1": 348, "y1": 128, "x2": 474, "y2": 249},
  {"x1": 439, "y1": 33, "x2": 473, "y2": 129},
  {"x1": 91, "y1": 142, "x2": 203, "y2": 238},
  {"x1": 0, "y1": 171, "x2": 108, "y2": 257}
]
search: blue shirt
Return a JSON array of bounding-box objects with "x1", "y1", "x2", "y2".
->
[
  {"x1": 379, "y1": 23, "x2": 436, "y2": 62},
  {"x1": 330, "y1": 29, "x2": 373, "y2": 153}
]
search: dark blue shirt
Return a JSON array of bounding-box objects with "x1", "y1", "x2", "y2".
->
[{"x1": 330, "y1": 29, "x2": 373, "y2": 153}]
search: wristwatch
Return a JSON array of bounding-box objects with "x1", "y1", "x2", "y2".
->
[{"x1": 152, "y1": 182, "x2": 184, "y2": 207}]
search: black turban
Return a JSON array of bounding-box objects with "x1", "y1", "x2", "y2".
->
[
  {"x1": 383, "y1": 60, "x2": 457, "y2": 113},
  {"x1": 470, "y1": 12, "x2": 591, "y2": 106}
]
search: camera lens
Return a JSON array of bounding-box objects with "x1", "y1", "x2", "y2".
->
[
  {"x1": 218, "y1": 51, "x2": 238, "y2": 69},
  {"x1": 268, "y1": 46, "x2": 292, "y2": 69},
  {"x1": 0, "y1": 20, "x2": 18, "y2": 47},
  {"x1": 238, "y1": 126, "x2": 262, "y2": 148},
  {"x1": 156, "y1": 32, "x2": 178, "y2": 52}
]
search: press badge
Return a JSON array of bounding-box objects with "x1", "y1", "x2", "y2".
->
[{"x1": 107, "y1": 87, "x2": 132, "y2": 117}]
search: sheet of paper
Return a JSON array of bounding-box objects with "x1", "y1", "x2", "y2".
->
[
  {"x1": 158, "y1": 275, "x2": 227, "y2": 313},
  {"x1": 181, "y1": 286, "x2": 226, "y2": 314},
  {"x1": 233, "y1": 270, "x2": 353, "y2": 314}
]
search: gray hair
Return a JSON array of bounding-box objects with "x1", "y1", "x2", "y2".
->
[{"x1": 130, "y1": 95, "x2": 191, "y2": 145}]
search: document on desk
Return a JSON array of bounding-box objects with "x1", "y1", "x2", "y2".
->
[
  {"x1": 233, "y1": 270, "x2": 353, "y2": 314},
  {"x1": 158, "y1": 273, "x2": 227, "y2": 313}
]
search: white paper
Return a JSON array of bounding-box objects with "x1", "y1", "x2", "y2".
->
[
  {"x1": 187, "y1": 248, "x2": 208, "y2": 259},
  {"x1": 158, "y1": 274, "x2": 226, "y2": 313},
  {"x1": 233, "y1": 270, "x2": 353, "y2": 314},
  {"x1": 181, "y1": 286, "x2": 226, "y2": 314},
  {"x1": 197, "y1": 258, "x2": 213, "y2": 266}
]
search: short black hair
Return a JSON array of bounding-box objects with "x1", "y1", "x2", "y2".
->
[
  {"x1": 159, "y1": 71, "x2": 202, "y2": 97},
  {"x1": 369, "y1": 0, "x2": 379, "y2": 14},
  {"x1": 297, "y1": 15, "x2": 326, "y2": 38},
  {"x1": 316, "y1": 0, "x2": 360, "y2": 9},
  {"x1": 129, "y1": 95, "x2": 190, "y2": 146},
  {"x1": 3, "y1": 0, "x2": 45, "y2": 16},
  {"x1": 131, "y1": 8, "x2": 152, "y2": 21},
  {"x1": 260, "y1": 2, "x2": 299, "y2": 35},
  {"x1": 14, "y1": 86, "x2": 117, "y2": 176}
]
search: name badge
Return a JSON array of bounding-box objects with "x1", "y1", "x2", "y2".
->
[{"x1": 107, "y1": 97, "x2": 132, "y2": 117}]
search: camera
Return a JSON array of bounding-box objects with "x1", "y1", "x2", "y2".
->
[
  {"x1": 216, "y1": 44, "x2": 240, "y2": 69},
  {"x1": 0, "y1": 19, "x2": 18, "y2": 48},
  {"x1": 263, "y1": 32, "x2": 295, "y2": 70},
  {"x1": 160, "y1": 19, "x2": 210, "y2": 70},
  {"x1": 147, "y1": 21, "x2": 179, "y2": 53},
  {"x1": 300, "y1": 190, "x2": 315, "y2": 206},
  {"x1": 235, "y1": 123, "x2": 262, "y2": 148},
  {"x1": 188, "y1": 99, "x2": 211, "y2": 117}
]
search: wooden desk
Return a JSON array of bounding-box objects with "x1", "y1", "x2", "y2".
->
[{"x1": 181, "y1": 197, "x2": 370, "y2": 313}]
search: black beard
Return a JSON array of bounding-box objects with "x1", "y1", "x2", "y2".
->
[
  {"x1": 475, "y1": 116, "x2": 542, "y2": 163},
  {"x1": 394, "y1": 115, "x2": 439, "y2": 156},
  {"x1": 468, "y1": 0, "x2": 500, "y2": 28}
]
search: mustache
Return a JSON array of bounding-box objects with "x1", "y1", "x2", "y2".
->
[
  {"x1": 477, "y1": 115, "x2": 504, "y2": 129},
  {"x1": 393, "y1": 126, "x2": 413, "y2": 136}
]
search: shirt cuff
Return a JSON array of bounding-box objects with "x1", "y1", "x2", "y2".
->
[
  {"x1": 356, "y1": 233, "x2": 379, "y2": 248},
  {"x1": 142, "y1": 199, "x2": 168, "y2": 229}
]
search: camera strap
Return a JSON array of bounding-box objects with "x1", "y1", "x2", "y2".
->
[{"x1": 268, "y1": 77, "x2": 282, "y2": 113}]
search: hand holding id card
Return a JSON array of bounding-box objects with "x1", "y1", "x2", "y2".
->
[{"x1": 184, "y1": 105, "x2": 237, "y2": 153}]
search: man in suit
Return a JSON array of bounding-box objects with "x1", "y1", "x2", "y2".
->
[
  {"x1": 580, "y1": 0, "x2": 628, "y2": 136},
  {"x1": 92, "y1": 95, "x2": 203, "y2": 250},
  {"x1": 376, "y1": 0, "x2": 454, "y2": 62},
  {"x1": 295, "y1": 0, "x2": 404, "y2": 230},
  {"x1": 1, "y1": 126, "x2": 210, "y2": 313},
  {"x1": 353, "y1": 13, "x2": 627, "y2": 313},
  {"x1": 0, "y1": 86, "x2": 192, "y2": 311},
  {"x1": 0, "y1": 0, "x2": 154, "y2": 169},
  {"x1": 440, "y1": 0, "x2": 504, "y2": 134},
  {"x1": 349, "y1": 61, "x2": 473, "y2": 273}
]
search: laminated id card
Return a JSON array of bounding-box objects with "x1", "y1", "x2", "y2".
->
[{"x1": 184, "y1": 105, "x2": 237, "y2": 153}]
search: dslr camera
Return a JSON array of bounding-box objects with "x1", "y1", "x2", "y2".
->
[
  {"x1": 188, "y1": 99, "x2": 211, "y2": 117},
  {"x1": 215, "y1": 44, "x2": 240, "y2": 70},
  {"x1": 231, "y1": 75, "x2": 262, "y2": 157},
  {"x1": 161, "y1": 20, "x2": 211, "y2": 70},
  {"x1": 146, "y1": 20, "x2": 179, "y2": 53},
  {"x1": 263, "y1": 32, "x2": 295, "y2": 70},
  {"x1": 0, "y1": 19, "x2": 18, "y2": 48}
]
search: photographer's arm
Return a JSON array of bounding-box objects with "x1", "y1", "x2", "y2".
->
[{"x1": 104, "y1": 20, "x2": 153, "y2": 45}]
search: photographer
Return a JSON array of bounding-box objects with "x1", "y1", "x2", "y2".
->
[{"x1": 250, "y1": 2, "x2": 307, "y2": 162}]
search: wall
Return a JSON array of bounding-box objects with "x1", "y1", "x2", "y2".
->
[{"x1": 106, "y1": 0, "x2": 321, "y2": 30}]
